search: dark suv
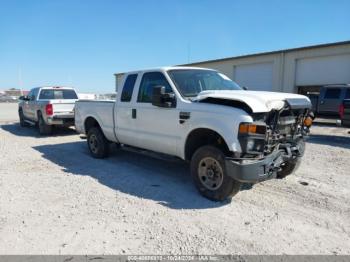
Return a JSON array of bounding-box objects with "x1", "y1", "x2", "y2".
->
[
  {"x1": 339, "y1": 99, "x2": 350, "y2": 127},
  {"x1": 318, "y1": 84, "x2": 350, "y2": 115}
]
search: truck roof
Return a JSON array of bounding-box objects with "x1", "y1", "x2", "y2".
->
[
  {"x1": 323, "y1": 84, "x2": 350, "y2": 88},
  {"x1": 114, "y1": 66, "x2": 215, "y2": 76},
  {"x1": 38, "y1": 86, "x2": 75, "y2": 89}
]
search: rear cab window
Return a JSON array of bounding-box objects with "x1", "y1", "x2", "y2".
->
[
  {"x1": 120, "y1": 74, "x2": 138, "y2": 102},
  {"x1": 39, "y1": 89, "x2": 78, "y2": 100}
]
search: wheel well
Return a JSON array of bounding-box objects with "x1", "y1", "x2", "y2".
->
[
  {"x1": 36, "y1": 110, "x2": 44, "y2": 123},
  {"x1": 84, "y1": 117, "x2": 101, "y2": 134},
  {"x1": 185, "y1": 128, "x2": 230, "y2": 161}
]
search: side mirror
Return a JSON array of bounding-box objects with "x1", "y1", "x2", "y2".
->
[
  {"x1": 19, "y1": 95, "x2": 29, "y2": 101},
  {"x1": 152, "y1": 86, "x2": 176, "y2": 108},
  {"x1": 242, "y1": 86, "x2": 248, "y2": 90}
]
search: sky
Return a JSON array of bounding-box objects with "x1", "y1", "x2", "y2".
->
[{"x1": 0, "y1": 0, "x2": 349, "y2": 94}]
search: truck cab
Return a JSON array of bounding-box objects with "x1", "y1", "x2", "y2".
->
[{"x1": 75, "y1": 67, "x2": 313, "y2": 201}]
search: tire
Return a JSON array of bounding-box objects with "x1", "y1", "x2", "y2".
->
[
  {"x1": 341, "y1": 119, "x2": 350, "y2": 127},
  {"x1": 277, "y1": 140, "x2": 305, "y2": 179},
  {"x1": 87, "y1": 127, "x2": 110, "y2": 158},
  {"x1": 38, "y1": 112, "x2": 53, "y2": 135},
  {"x1": 191, "y1": 145, "x2": 241, "y2": 201},
  {"x1": 19, "y1": 109, "x2": 28, "y2": 127},
  {"x1": 277, "y1": 159, "x2": 302, "y2": 179}
]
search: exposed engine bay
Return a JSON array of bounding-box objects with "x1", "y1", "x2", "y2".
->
[
  {"x1": 258, "y1": 98, "x2": 313, "y2": 157},
  {"x1": 198, "y1": 96, "x2": 313, "y2": 160},
  {"x1": 224, "y1": 98, "x2": 314, "y2": 183}
]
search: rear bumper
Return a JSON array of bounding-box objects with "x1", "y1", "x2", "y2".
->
[
  {"x1": 225, "y1": 150, "x2": 284, "y2": 183},
  {"x1": 46, "y1": 115, "x2": 74, "y2": 126}
]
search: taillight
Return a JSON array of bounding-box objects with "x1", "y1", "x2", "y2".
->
[
  {"x1": 45, "y1": 104, "x2": 53, "y2": 116},
  {"x1": 339, "y1": 104, "x2": 345, "y2": 119}
]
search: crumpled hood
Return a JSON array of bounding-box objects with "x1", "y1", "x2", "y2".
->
[{"x1": 193, "y1": 90, "x2": 312, "y2": 113}]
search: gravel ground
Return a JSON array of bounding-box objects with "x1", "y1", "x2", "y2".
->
[
  {"x1": 0, "y1": 103, "x2": 18, "y2": 122},
  {"x1": 0, "y1": 103, "x2": 349, "y2": 254}
]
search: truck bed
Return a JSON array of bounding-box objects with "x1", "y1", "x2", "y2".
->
[{"x1": 74, "y1": 100, "x2": 116, "y2": 141}]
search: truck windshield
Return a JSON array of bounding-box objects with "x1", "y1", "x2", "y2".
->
[
  {"x1": 168, "y1": 69, "x2": 242, "y2": 98},
  {"x1": 39, "y1": 89, "x2": 78, "y2": 100}
]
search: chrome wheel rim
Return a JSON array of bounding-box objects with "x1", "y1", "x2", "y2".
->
[
  {"x1": 89, "y1": 134, "x2": 98, "y2": 154},
  {"x1": 198, "y1": 157, "x2": 224, "y2": 190}
]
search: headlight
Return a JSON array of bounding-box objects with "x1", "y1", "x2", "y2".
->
[
  {"x1": 238, "y1": 123, "x2": 267, "y2": 154},
  {"x1": 246, "y1": 139, "x2": 255, "y2": 151}
]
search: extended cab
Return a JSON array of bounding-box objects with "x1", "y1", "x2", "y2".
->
[
  {"x1": 19, "y1": 86, "x2": 78, "y2": 135},
  {"x1": 75, "y1": 67, "x2": 313, "y2": 201}
]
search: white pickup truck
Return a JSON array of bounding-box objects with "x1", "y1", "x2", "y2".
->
[
  {"x1": 19, "y1": 86, "x2": 78, "y2": 135},
  {"x1": 75, "y1": 67, "x2": 313, "y2": 201}
]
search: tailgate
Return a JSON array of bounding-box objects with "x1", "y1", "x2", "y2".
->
[{"x1": 51, "y1": 100, "x2": 76, "y2": 116}]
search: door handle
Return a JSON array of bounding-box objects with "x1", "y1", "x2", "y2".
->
[{"x1": 132, "y1": 108, "x2": 136, "y2": 119}]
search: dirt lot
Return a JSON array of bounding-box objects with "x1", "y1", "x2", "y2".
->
[{"x1": 0, "y1": 103, "x2": 349, "y2": 254}]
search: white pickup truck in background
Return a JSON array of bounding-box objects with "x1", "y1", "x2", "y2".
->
[
  {"x1": 75, "y1": 67, "x2": 313, "y2": 201},
  {"x1": 18, "y1": 86, "x2": 78, "y2": 135}
]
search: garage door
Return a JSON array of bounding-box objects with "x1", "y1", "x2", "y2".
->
[
  {"x1": 234, "y1": 62, "x2": 273, "y2": 91},
  {"x1": 296, "y1": 54, "x2": 350, "y2": 86}
]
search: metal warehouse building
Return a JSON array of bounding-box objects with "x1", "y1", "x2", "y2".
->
[{"x1": 115, "y1": 40, "x2": 350, "y2": 94}]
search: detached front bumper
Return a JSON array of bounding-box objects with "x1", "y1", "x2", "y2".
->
[{"x1": 225, "y1": 150, "x2": 284, "y2": 183}]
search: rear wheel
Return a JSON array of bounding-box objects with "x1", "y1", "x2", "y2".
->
[
  {"x1": 18, "y1": 109, "x2": 28, "y2": 127},
  {"x1": 191, "y1": 145, "x2": 241, "y2": 201},
  {"x1": 38, "y1": 112, "x2": 52, "y2": 135},
  {"x1": 87, "y1": 127, "x2": 110, "y2": 158}
]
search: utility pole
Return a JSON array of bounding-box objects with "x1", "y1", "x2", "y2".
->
[
  {"x1": 187, "y1": 41, "x2": 191, "y2": 63},
  {"x1": 18, "y1": 67, "x2": 23, "y2": 95}
]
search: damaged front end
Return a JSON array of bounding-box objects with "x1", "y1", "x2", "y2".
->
[{"x1": 226, "y1": 98, "x2": 313, "y2": 183}]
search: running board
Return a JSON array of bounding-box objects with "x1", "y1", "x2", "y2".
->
[{"x1": 121, "y1": 144, "x2": 181, "y2": 162}]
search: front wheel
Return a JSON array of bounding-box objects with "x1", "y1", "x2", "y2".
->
[
  {"x1": 191, "y1": 145, "x2": 241, "y2": 201},
  {"x1": 19, "y1": 109, "x2": 28, "y2": 127},
  {"x1": 87, "y1": 127, "x2": 110, "y2": 158}
]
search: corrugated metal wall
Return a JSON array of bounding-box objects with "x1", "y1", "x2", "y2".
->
[{"x1": 114, "y1": 42, "x2": 350, "y2": 94}]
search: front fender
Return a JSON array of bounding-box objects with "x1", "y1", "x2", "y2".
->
[{"x1": 180, "y1": 113, "x2": 252, "y2": 158}]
